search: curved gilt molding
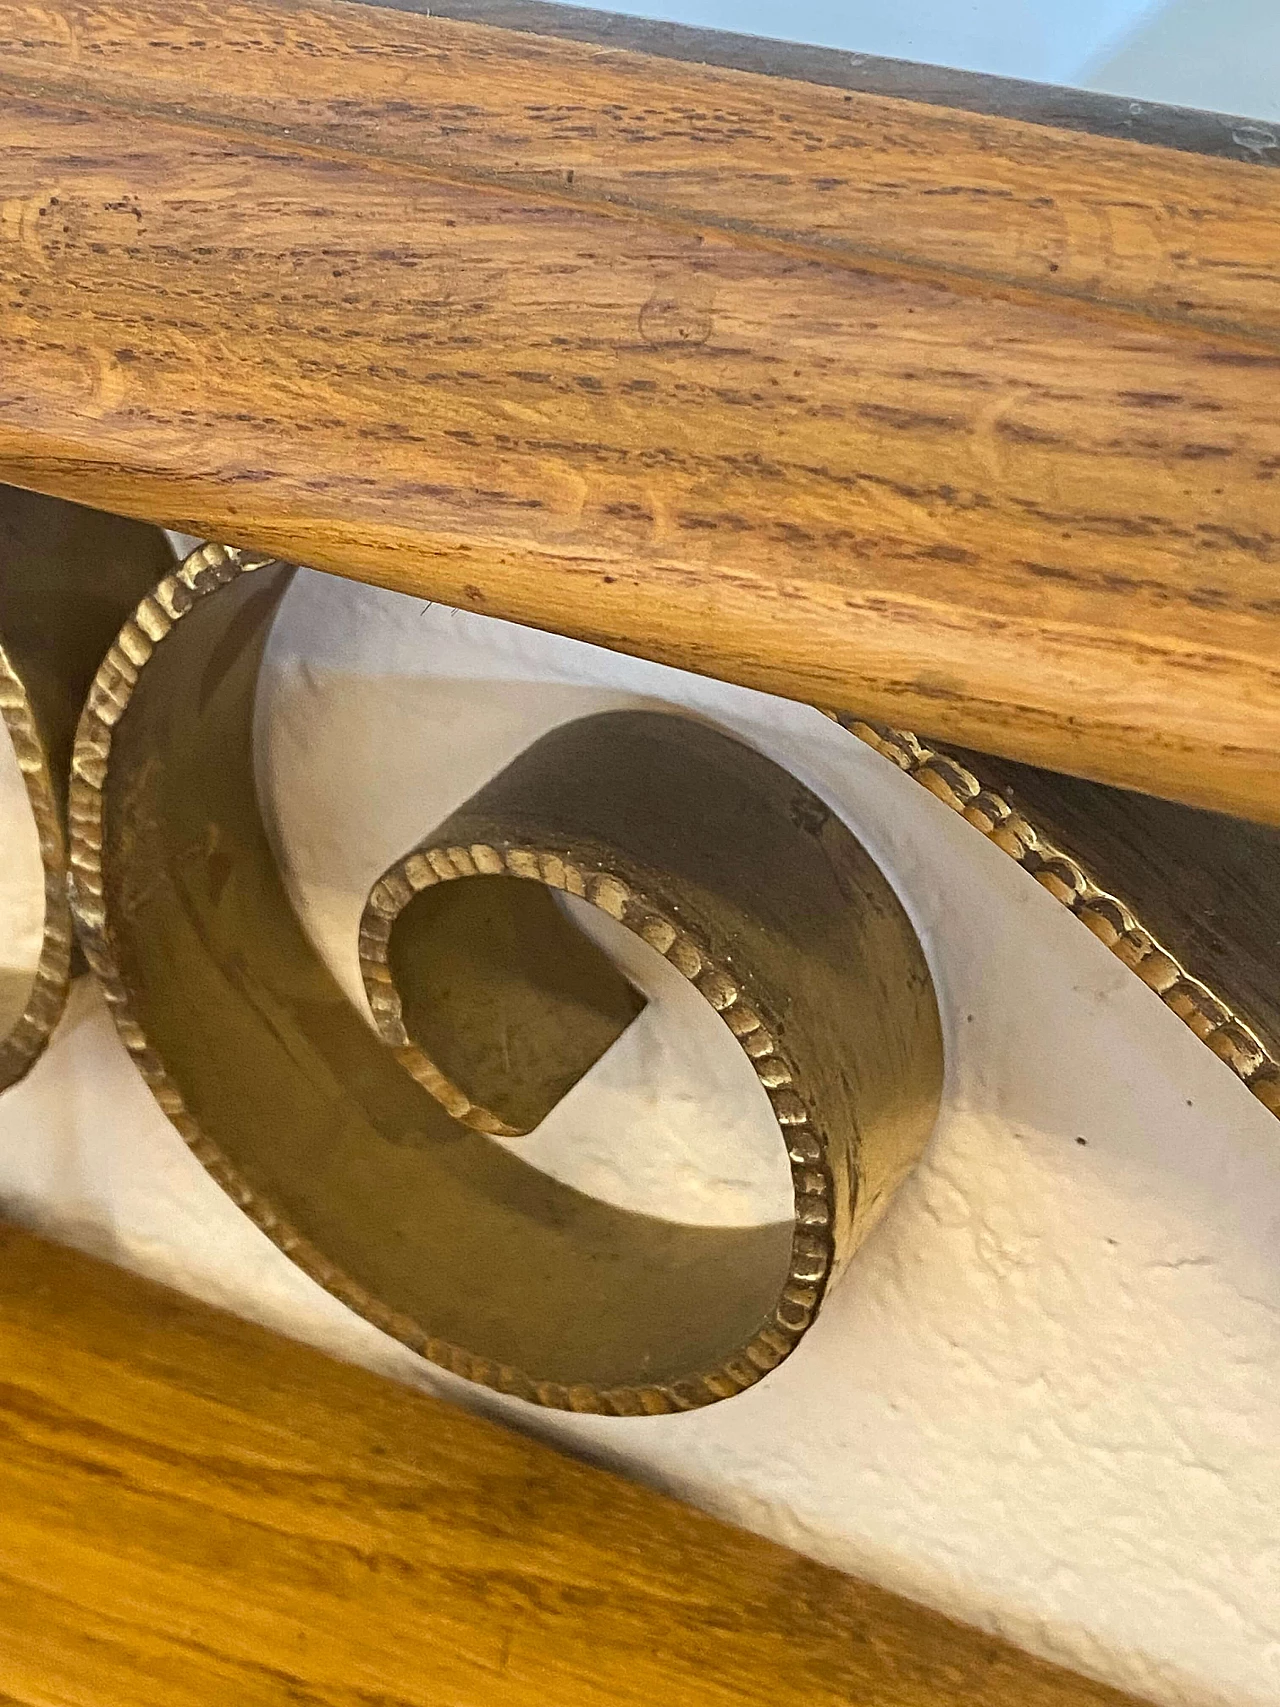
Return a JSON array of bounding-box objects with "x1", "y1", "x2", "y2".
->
[
  {"x1": 832, "y1": 714, "x2": 1280, "y2": 1119},
  {"x1": 0, "y1": 642, "x2": 73, "y2": 1090},
  {"x1": 67, "y1": 542, "x2": 943, "y2": 1414},
  {"x1": 0, "y1": 488, "x2": 174, "y2": 1090}
]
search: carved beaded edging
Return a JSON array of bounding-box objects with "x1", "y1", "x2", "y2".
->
[
  {"x1": 66, "y1": 546, "x2": 515, "y2": 1406},
  {"x1": 359, "y1": 837, "x2": 833, "y2": 1414},
  {"x1": 69, "y1": 543, "x2": 828, "y2": 1416},
  {"x1": 0, "y1": 643, "x2": 76, "y2": 1089},
  {"x1": 63, "y1": 540, "x2": 1277, "y2": 1420},
  {"x1": 833, "y1": 714, "x2": 1280, "y2": 1119}
]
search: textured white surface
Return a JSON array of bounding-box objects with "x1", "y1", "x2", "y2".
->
[
  {"x1": 1085, "y1": 0, "x2": 1280, "y2": 123},
  {"x1": 549, "y1": 0, "x2": 1280, "y2": 122},
  {"x1": 2, "y1": 567, "x2": 1279, "y2": 1707},
  {"x1": 554, "y1": 0, "x2": 1163, "y2": 87}
]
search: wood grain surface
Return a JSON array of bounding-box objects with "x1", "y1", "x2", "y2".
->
[
  {"x1": 1, "y1": 0, "x2": 1279, "y2": 823},
  {"x1": 0, "y1": 1222, "x2": 1145, "y2": 1706},
  {"x1": 6, "y1": 0, "x2": 1280, "y2": 338}
]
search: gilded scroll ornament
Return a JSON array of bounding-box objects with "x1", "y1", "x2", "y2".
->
[
  {"x1": 64, "y1": 541, "x2": 944, "y2": 1411},
  {"x1": 0, "y1": 489, "x2": 173, "y2": 1089},
  {"x1": 3, "y1": 492, "x2": 1279, "y2": 1415}
]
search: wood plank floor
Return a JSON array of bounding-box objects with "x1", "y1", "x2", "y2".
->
[{"x1": 0, "y1": 1224, "x2": 1145, "y2": 1706}]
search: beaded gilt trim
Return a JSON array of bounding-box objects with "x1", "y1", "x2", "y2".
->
[
  {"x1": 62, "y1": 540, "x2": 1279, "y2": 1424},
  {"x1": 831, "y1": 714, "x2": 1280, "y2": 1120},
  {"x1": 0, "y1": 644, "x2": 76, "y2": 1090},
  {"x1": 67, "y1": 542, "x2": 827, "y2": 1415},
  {"x1": 359, "y1": 838, "x2": 831, "y2": 1412}
]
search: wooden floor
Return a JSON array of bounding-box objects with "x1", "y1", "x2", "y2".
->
[{"x1": 0, "y1": 1224, "x2": 1144, "y2": 1706}]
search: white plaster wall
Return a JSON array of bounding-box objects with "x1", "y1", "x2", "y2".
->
[
  {"x1": 549, "y1": 0, "x2": 1279, "y2": 121},
  {"x1": 2, "y1": 565, "x2": 1279, "y2": 1707},
  {"x1": 1085, "y1": 0, "x2": 1280, "y2": 124},
  {"x1": 553, "y1": 0, "x2": 1165, "y2": 89}
]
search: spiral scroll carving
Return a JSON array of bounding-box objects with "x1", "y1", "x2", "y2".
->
[
  {"x1": 0, "y1": 489, "x2": 176, "y2": 1090},
  {"x1": 2, "y1": 490, "x2": 1277, "y2": 1413},
  {"x1": 61, "y1": 540, "x2": 944, "y2": 1412}
]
